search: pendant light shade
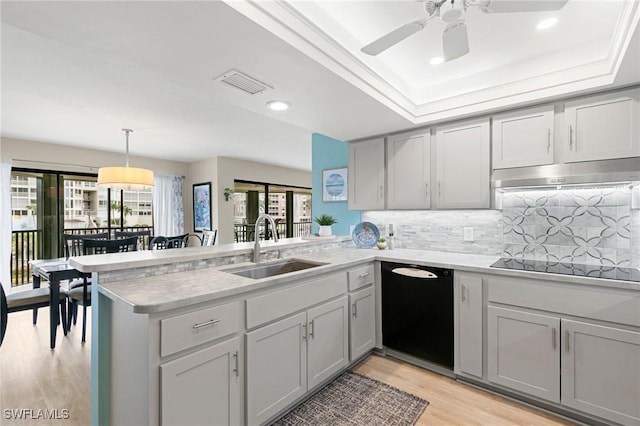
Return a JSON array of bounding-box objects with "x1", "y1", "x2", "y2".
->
[{"x1": 97, "y1": 129, "x2": 154, "y2": 191}]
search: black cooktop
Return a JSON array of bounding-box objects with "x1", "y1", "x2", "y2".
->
[{"x1": 490, "y1": 258, "x2": 640, "y2": 283}]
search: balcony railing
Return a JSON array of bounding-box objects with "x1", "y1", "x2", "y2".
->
[
  {"x1": 234, "y1": 220, "x2": 311, "y2": 243},
  {"x1": 11, "y1": 229, "x2": 42, "y2": 287},
  {"x1": 10, "y1": 226, "x2": 154, "y2": 287}
]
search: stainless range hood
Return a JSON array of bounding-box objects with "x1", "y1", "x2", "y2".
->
[{"x1": 492, "y1": 158, "x2": 640, "y2": 188}]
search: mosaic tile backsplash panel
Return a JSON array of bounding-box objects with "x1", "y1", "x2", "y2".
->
[{"x1": 501, "y1": 185, "x2": 633, "y2": 266}]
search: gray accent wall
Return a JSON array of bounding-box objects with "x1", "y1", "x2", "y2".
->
[{"x1": 363, "y1": 184, "x2": 640, "y2": 267}]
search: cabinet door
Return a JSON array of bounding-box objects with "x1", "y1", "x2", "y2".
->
[
  {"x1": 435, "y1": 118, "x2": 490, "y2": 209},
  {"x1": 492, "y1": 105, "x2": 554, "y2": 169},
  {"x1": 348, "y1": 138, "x2": 385, "y2": 210},
  {"x1": 455, "y1": 274, "x2": 483, "y2": 378},
  {"x1": 387, "y1": 131, "x2": 431, "y2": 209},
  {"x1": 307, "y1": 297, "x2": 349, "y2": 389},
  {"x1": 564, "y1": 88, "x2": 640, "y2": 162},
  {"x1": 561, "y1": 319, "x2": 640, "y2": 426},
  {"x1": 349, "y1": 286, "x2": 375, "y2": 361},
  {"x1": 246, "y1": 312, "x2": 307, "y2": 426},
  {"x1": 487, "y1": 306, "x2": 560, "y2": 402},
  {"x1": 161, "y1": 337, "x2": 240, "y2": 426}
]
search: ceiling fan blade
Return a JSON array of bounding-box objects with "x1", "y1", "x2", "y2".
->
[
  {"x1": 483, "y1": 0, "x2": 568, "y2": 13},
  {"x1": 443, "y1": 21, "x2": 470, "y2": 62},
  {"x1": 361, "y1": 19, "x2": 429, "y2": 56}
]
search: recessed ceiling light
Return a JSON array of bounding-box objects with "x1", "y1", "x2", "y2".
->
[
  {"x1": 266, "y1": 101, "x2": 290, "y2": 111},
  {"x1": 537, "y1": 17, "x2": 558, "y2": 30},
  {"x1": 430, "y1": 56, "x2": 444, "y2": 65}
]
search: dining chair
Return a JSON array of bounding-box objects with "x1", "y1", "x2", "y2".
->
[
  {"x1": 149, "y1": 234, "x2": 190, "y2": 250},
  {"x1": 1, "y1": 282, "x2": 68, "y2": 348},
  {"x1": 114, "y1": 230, "x2": 152, "y2": 250},
  {"x1": 62, "y1": 232, "x2": 109, "y2": 329},
  {"x1": 68, "y1": 236, "x2": 139, "y2": 342},
  {"x1": 63, "y1": 232, "x2": 109, "y2": 259},
  {"x1": 201, "y1": 229, "x2": 217, "y2": 246}
]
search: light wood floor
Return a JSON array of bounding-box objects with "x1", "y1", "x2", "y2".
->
[{"x1": 1, "y1": 307, "x2": 575, "y2": 426}]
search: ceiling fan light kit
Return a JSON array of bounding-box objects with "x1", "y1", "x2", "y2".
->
[{"x1": 362, "y1": 0, "x2": 569, "y2": 62}]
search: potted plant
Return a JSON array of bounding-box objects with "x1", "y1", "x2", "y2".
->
[
  {"x1": 314, "y1": 214, "x2": 337, "y2": 237},
  {"x1": 223, "y1": 187, "x2": 234, "y2": 202},
  {"x1": 376, "y1": 237, "x2": 387, "y2": 250}
]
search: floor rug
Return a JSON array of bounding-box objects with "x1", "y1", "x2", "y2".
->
[{"x1": 271, "y1": 371, "x2": 429, "y2": 426}]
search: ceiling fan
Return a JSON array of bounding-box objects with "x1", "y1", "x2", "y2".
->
[{"x1": 361, "y1": 0, "x2": 569, "y2": 61}]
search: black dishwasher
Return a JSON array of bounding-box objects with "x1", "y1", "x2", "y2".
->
[{"x1": 381, "y1": 262, "x2": 454, "y2": 370}]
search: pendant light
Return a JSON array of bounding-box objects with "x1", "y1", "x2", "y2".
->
[{"x1": 97, "y1": 129, "x2": 154, "y2": 191}]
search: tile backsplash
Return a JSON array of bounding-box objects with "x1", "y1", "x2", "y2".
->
[
  {"x1": 501, "y1": 185, "x2": 633, "y2": 267},
  {"x1": 361, "y1": 210, "x2": 503, "y2": 256},
  {"x1": 363, "y1": 184, "x2": 639, "y2": 267}
]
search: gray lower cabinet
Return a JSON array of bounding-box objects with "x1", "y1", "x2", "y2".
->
[
  {"x1": 349, "y1": 285, "x2": 375, "y2": 361},
  {"x1": 246, "y1": 297, "x2": 348, "y2": 425},
  {"x1": 455, "y1": 273, "x2": 483, "y2": 378},
  {"x1": 160, "y1": 337, "x2": 240, "y2": 426},
  {"x1": 561, "y1": 319, "x2": 640, "y2": 426},
  {"x1": 487, "y1": 306, "x2": 560, "y2": 403}
]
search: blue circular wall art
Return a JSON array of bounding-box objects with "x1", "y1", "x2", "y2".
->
[{"x1": 325, "y1": 173, "x2": 345, "y2": 196}]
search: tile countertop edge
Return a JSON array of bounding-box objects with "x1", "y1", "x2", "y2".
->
[{"x1": 97, "y1": 248, "x2": 640, "y2": 315}]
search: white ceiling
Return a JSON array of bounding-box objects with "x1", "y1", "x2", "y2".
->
[{"x1": 1, "y1": 1, "x2": 639, "y2": 171}]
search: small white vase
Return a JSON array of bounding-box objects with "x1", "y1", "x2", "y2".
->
[{"x1": 318, "y1": 225, "x2": 332, "y2": 237}]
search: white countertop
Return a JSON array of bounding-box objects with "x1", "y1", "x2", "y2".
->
[{"x1": 96, "y1": 244, "x2": 640, "y2": 314}]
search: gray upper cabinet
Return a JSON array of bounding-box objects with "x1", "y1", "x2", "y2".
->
[
  {"x1": 348, "y1": 138, "x2": 385, "y2": 210},
  {"x1": 435, "y1": 118, "x2": 491, "y2": 209},
  {"x1": 492, "y1": 105, "x2": 554, "y2": 169},
  {"x1": 387, "y1": 130, "x2": 431, "y2": 209},
  {"x1": 563, "y1": 88, "x2": 640, "y2": 162}
]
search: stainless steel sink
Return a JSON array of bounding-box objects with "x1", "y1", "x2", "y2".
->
[{"x1": 227, "y1": 259, "x2": 326, "y2": 279}]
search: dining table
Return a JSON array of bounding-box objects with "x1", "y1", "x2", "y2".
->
[{"x1": 30, "y1": 258, "x2": 88, "y2": 349}]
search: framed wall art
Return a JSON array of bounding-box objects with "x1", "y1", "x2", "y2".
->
[
  {"x1": 193, "y1": 182, "x2": 212, "y2": 232},
  {"x1": 322, "y1": 167, "x2": 348, "y2": 202}
]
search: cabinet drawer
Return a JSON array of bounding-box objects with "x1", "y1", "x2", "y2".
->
[
  {"x1": 487, "y1": 276, "x2": 640, "y2": 327},
  {"x1": 246, "y1": 272, "x2": 347, "y2": 329},
  {"x1": 161, "y1": 301, "x2": 240, "y2": 357},
  {"x1": 348, "y1": 264, "x2": 374, "y2": 291}
]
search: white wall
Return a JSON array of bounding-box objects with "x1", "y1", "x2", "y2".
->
[
  {"x1": 2, "y1": 136, "x2": 190, "y2": 231},
  {"x1": 214, "y1": 157, "x2": 311, "y2": 243}
]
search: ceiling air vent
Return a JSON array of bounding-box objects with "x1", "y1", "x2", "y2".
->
[{"x1": 214, "y1": 69, "x2": 273, "y2": 95}]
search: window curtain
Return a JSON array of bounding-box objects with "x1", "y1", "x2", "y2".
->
[
  {"x1": 152, "y1": 175, "x2": 184, "y2": 237},
  {"x1": 1, "y1": 161, "x2": 12, "y2": 292}
]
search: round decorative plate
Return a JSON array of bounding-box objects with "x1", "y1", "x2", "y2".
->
[{"x1": 352, "y1": 222, "x2": 380, "y2": 248}]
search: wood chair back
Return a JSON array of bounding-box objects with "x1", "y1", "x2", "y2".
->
[
  {"x1": 63, "y1": 232, "x2": 109, "y2": 259},
  {"x1": 114, "y1": 230, "x2": 151, "y2": 250},
  {"x1": 149, "y1": 234, "x2": 189, "y2": 250},
  {"x1": 202, "y1": 229, "x2": 217, "y2": 246},
  {"x1": 83, "y1": 237, "x2": 139, "y2": 255}
]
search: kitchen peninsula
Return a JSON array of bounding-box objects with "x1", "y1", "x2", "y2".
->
[{"x1": 70, "y1": 238, "x2": 640, "y2": 426}]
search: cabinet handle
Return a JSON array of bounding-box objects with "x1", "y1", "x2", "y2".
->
[
  {"x1": 438, "y1": 181, "x2": 442, "y2": 198},
  {"x1": 302, "y1": 323, "x2": 307, "y2": 340},
  {"x1": 569, "y1": 125, "x2": 573, "y2": 150},
  {"x1": 309, "y1": 320, "x2": 315, "y2": 339},
  {"x1": 565, "y1": 330, "x2": 570, "y2": 352},
  {"x1": 192, "y1": 318, "x2": 220, "y2": 330},
  {"x1": 358, "y1": 272, "x2": 370, "y2": 279},
  {"x1": 233, "y1": 351, "x2": 239, "y2": 377},
  {"x1": 461, "y1": 284, "x2": 466, "y2": 302},
  {"x1": 552, "y1": 327, "x2": 557, "y2": 349},
  {"x1": 378, "y1": 185, "x2": 383, "y2": 199},
  {"x1": 425, "y1": 182, "x2": 429, "y2": 198},
  {"x1": 352, "y1": 303, "x2": 357, "y2": 318},
  {"x1": 547, "y1": 128, "x2": 551, "y2": 153}
]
